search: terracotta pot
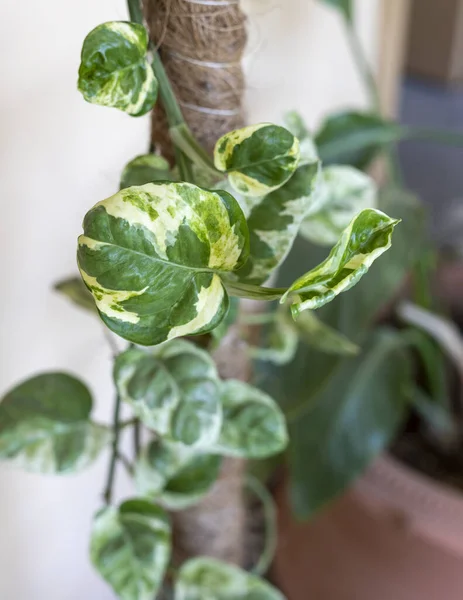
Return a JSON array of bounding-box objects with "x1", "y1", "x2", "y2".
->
[{"x1": 273, "y1": 455, "x2": 463, "y2": 600}]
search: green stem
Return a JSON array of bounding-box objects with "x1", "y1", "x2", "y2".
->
[
  {"x1": 402, "y1": 125, "x2": 463, "y2": 147},
  {"x1": 127, "y1": 0, "x2": 144, "y2": 23},
  {"x1": 103, "y1": 394, "x2": 122, "y2": 505},
  {"x1": 134, "y1": 419, "x2": 141, "y2": 458},
  {"x1": 246, "y1": 475, "x2": 278, "y2": 576},
  {"x1": 225, "y1": 281, "x2": 287, "y2": 302},
  {"x1": 344, "y1": 19, "x2": 380, "y2": 111}
]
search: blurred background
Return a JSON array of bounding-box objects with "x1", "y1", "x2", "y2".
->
[{"x1": 1, "y1": 0, "x2": 463, "y2": 598}]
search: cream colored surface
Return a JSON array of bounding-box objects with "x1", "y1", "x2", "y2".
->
[{"x1": 0, "y1": 0, "x2": 382, "y2": 598}]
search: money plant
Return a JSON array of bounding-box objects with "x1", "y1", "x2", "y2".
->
[{"x1": 0, "y1": 1, "x2": 400, "y2": 598}]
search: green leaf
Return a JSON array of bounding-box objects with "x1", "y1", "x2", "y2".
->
[
  {"x1": 294, "y1": 310, "x2": 359, "y2": 355},
  {"x1": 315, "y1": 111, "x2": 402, "y2": 170},
  {"x1": 114, "y1": 340, "x2": 222, "y2": 448},
  {"x1": 282, "y1": 208, "x2": 400, "y2": 317},
  {"x1": 90, "y1": 499, "x2": 171, "y2": 600},
  {"x1": 214, "y1": 380, "x2": 288, "y2": 459},
  {"x1": 54, "y1": 276, "x2": 97, "y2": 314},
  {"x1": 0, "y1": 373, "x2": 109, "y2": 473},
  {"x1": 237, "y1": 161, "x2": 321, "y2": 284},
  {"x1": 300, "y1": 165, "x2": 377, "y2": 246},
  {"x1": 283, "y1": 111, "x2": 318, "y2": 166},
  {"x1": 289, "y1": 329, "x2": 412, "y2": 518},
  {"x1": 77, "y1": 182, "x2": 249, "y2": 345},
  {"x1": 214, "y1": 124, "x2": 300, "y2": 197},
  {"x1": 175, "y1": 557, "x2": 285, "y2": 600},
  {"x1": 320, "y1": 0, "x2": 353, "y2": 21},
  {"x1": 135, "y1": 440, "x2": 221, "y2": 509},
  {"x1": 78, "y1": 22, "x2": 158, "y2": 116},
  {"x1": 120, "y1": 154, "x2": 173, "y2": 189}
]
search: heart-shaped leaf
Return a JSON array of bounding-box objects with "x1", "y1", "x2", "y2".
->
[
  {"x1": 0, "y1": 373, "x2": 109, "y2": 473},
  {"x1": 135, "y1": 440, "x2": 221, "y2": 510},
  {"x1": 175, "y1": 557, "x2": 285, "y2": 600},
  {"x1": 237, "y1": 160, "x2": 321, "y2": 284},
  {"x1": 78, "y1": 21, "x2": 158, "y2": 116},
  {"x1": 213, "y1": 380, "x2": 288, "y2": 459},
  {"x1": 77, "y1": 182, "x2": 249, "y2": 345},
  {"x1": 214, "y1": 124, "x2": 300, "y2": 197},
  {"x1": 282, "y1": 208, "x2": 400, "y2": 316},
  {"x1": 114, "y1": 340, "x2": 222, "y2": 448},
  {"x1": 90, "y1": 499, "x2": 171, "y2": 600},
  {"x1": 120, "y1": 154, "x2": 173, "y2": 189}
]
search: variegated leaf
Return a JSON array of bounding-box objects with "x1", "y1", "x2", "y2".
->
[
  {"x1": 213, "y1": 380, "x2": 288, "y2": 458},
  {"x1": 300, "y1": 165, "x2": 377, "y2": 246},
  {"x1": 282, "y1": 208, "x2": 400, "y2": 317},
  {"x1": 237, "y1": 161, "x2": 321, "y2": 284},
  {"x1": 120, "y1": 154, "x2": 173, "y2": 189},
  {"x1": 114, "y1": 340, "x2": 222, "y2": 448},
  {"x1": 90, "y1": 499, "x2": 170, "y2": 600},
  {"x1": 0, "y1": 373, "x2": 110, "y2": 473},
  {"x1": 284, "y1": 110, "x2": 318, "y2": 166},
  {"x1": 78, "y1": 22, "x2": 158, "y2": 116},
  {"x1": 135, "y1": 440, "x2": 221, "y2": 510},
  {"x1": 77, "y1": 182, "x2": 249, "y2": 345},
  {"x1": 294, "y1": 310, "x2": 359, "y2": 355},
  {"x1": 248, "y1": 312, "x2": 299, "y2": 365},
  {"x1": 175, "y1": 557, "x2": 285, "y2": 600},
  {"x1": 214, "y1": 124, "x2": 300, "y2": 197}
]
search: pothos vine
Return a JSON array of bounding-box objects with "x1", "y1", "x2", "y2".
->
[{"x1": 0, "y1": 1, "x2": 400, "y2": 598}]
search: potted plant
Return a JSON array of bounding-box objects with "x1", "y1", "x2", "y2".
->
[
  {"x1": 267, "y1": 2, "x2": 463, "y2": 598},
  {"x1": 0, "y1": 0, "x2": 400, "y2": 598}
]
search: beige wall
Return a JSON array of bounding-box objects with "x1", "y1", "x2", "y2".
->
[{"x1": 0, "y1": 1, "x2": 382, "y2": 597}]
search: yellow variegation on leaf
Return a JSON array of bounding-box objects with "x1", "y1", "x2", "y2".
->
[
  {"x1": 77, "y1": 181, "x2": 249, "y2": 345},
  {"x1": 78, "y1": 21, "x2": 158, "y2": 116},
  {"x1": 282, "y1": 208, "x2": 400, "y2": 317},
  {"x1": 214, "y1": 124, "x2": 300, "y2": 197}
]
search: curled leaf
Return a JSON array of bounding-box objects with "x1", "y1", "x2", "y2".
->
[
  {"x1": 300, "y1": 165, "x2": 377, "y2": 246},
  {"x1": 135, "y1": 440, "x2": 221, "y2": 509},
  {"x1": 77, "y1": 182, "x2": 249, "y2": 345},
  {"x1": 114, "y1": 340, "x2": 222, "y2": 448},
  {"x1": 78, "y1": 21, "x2": 158, "y2": 116},
  {"x1": 282, "y1": 208, "x2": 400, "y2": 317},
  {"x1": 175, "y1": 557, "x2": 285, "y2": 600},
  {"x1": 214, "y1": 124, "x2": 300, "y2": 197},
  {"x1": 214, "y1": 380, "x2": 288, "y2": 459},
  {"x1": 90, "y1": 499, "x2": 171, "y2": 600}
]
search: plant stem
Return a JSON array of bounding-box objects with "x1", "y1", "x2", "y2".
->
[
  {"x1": 127, "y1": 0, "x2": 144, "y2": 23},
  {"x1": 403, "y1": 125, "x2": 463, "y2": 147},
  {"x1": 344, "y1": 19, "x2": 380, "y2": 111},
  {"x1": 133, "y1": 419, "x2": 141, "y2": 458},
  {"x1": 225, "y1": 281, "x2": 287, "y2": 302},
  {"x1": 103, "y1": 394, "x2": 122, "y2": 505}
]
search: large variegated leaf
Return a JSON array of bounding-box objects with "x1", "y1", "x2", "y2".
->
[
  {"x1": 175, "y1": 557, "x2": 285, "y2": 600},
  {"x1": 77, "y1": 182, "x2": 249, "y2": 345},
  {"x1": 135, "y1": 440, "x2": 221, "y2": 509},
  {"x1": 90, "y1": 499, "x2": 170, "y2": 600},
  {"x1": 78, "y1": 22, "x2": 158, "y2": 116},
  {"x1": 282, "y1": 208, "x2": 400, "y2": 317},
  {"x1": 114, "y1": 340, "x2": 222, "y2": 448},
  {"x1": 300, "y1": 166, "x2": 377, "y2": 246},
  {"x1": 213, "y1": 380, "x2": 288, "y2": 458},
  {"x1": 0, "y1": 373, "x2": 109, "y2": 473},
  {"x1": 214, "y1": 124, "x2": 300, "y2": 197},
  {"x1": 237, "y1": 161, "x2": 321, "y2": 284},
  {"x1": 120, "y1": 154, "x2": 173, "y2": 189}
]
